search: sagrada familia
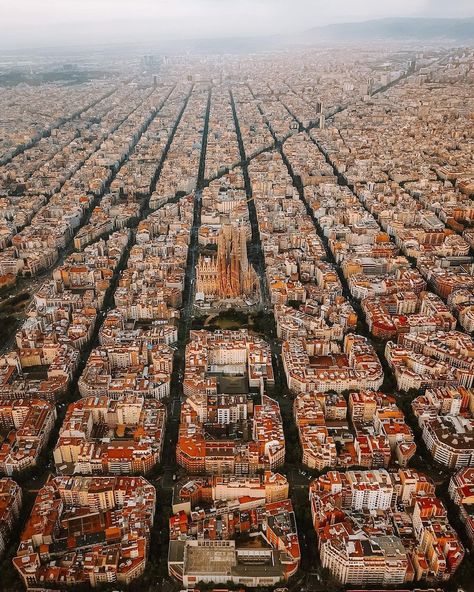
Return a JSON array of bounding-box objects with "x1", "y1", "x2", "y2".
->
[{"x1": 196, "y1": 223, "x2": 259, "y2": 303}]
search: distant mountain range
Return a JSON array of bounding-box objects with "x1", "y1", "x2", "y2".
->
[
  {"x1": 303, "y1": 17, "x2": 474, "y2": 42},
  {"x1": 179, "y1": 18, "x2": 474, "y2": 53}
]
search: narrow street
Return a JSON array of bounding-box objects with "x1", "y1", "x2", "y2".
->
[
  {"x1": 230, "y1": 84, "x2": 320, "y2": 578},
  {"x1": 161, "y1": 85, "x2": 212, "y2": 481},
  {"x1": 229, "y1": 88, "x2": 270, "y2": 308}
]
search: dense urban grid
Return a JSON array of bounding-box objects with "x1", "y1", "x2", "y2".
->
[{"x1": 0, "y1": 44, "x2": 473, "y2": 592}]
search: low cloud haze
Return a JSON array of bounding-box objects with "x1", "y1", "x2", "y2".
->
[{"x1": 1, "y1": 0, "x2": 473, "y2": 49}]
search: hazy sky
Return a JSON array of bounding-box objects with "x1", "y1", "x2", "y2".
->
[{"x1": 1, "y1": 0, "x2": 473, "y2": 49}]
